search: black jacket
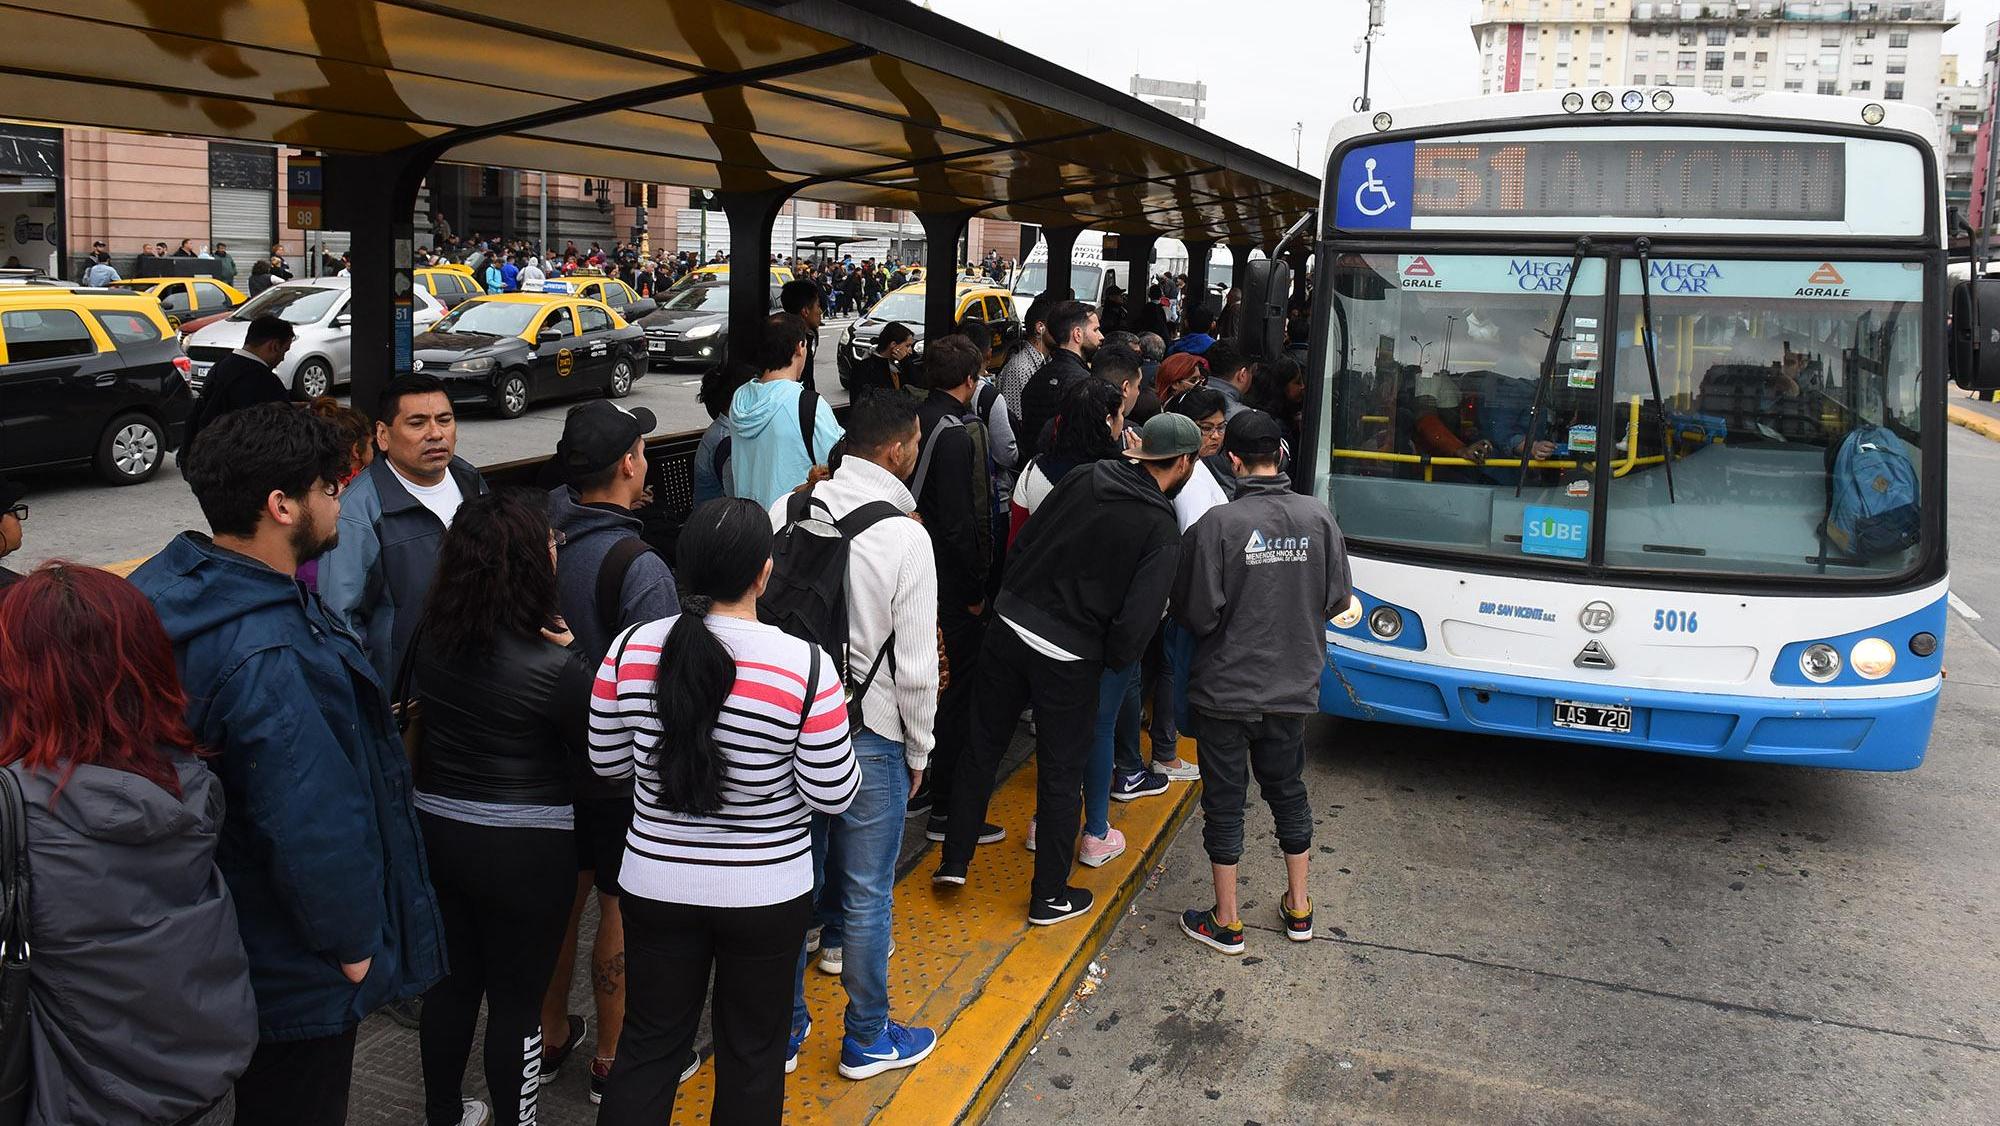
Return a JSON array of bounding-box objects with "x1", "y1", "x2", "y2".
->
[
  {"x1": 1018, "y1": 347, "x2": 1090, "y2": 462},
  {"x1": 850, "y1": 352, "x2": 899, "y2": 400},
  {"x1": 184, "y1": 352, "x2": 288, "y2": 454},
  {"x1": 412, "y1": 630, "x2": 594, "y2": 806},
  {"x1": 995, "y1": 458, "x2": 1180, "y2": 669},
  {"x1": 915, "y1": 390, "x2": 989, "y2": 607}
]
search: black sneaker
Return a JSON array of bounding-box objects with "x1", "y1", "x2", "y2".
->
[
  {"x1": 1110, "y1": 770, "x2": 1170, "y2": 802},
  {"x1": 932, "y1": 861, "x2": 968, "y2": 887},
  {"x1": 384, "y1": 996, "x2": 423, "y2": 1030},
  {"x1": 927, "y1": 815, "x2": 1006, "y2": 845},
  {"x1": 1029, "y1": 886, "x2": 1095, "y2": 926},
  {"x1": 905, "y1": 782, "x2": 934, "y2": 820},
  {"x1": 539, "y1": 1014, "x2": 586, "y2": 1087}
]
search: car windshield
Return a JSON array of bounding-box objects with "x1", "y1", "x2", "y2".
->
[
  {"x1": 1319, "y1": 252, "x2": 1926, "y2": 579},
  {"x1": 233, "y1": 285, "x2": 342, "y2": 325},
  {"x1": 661, "y1": 285, "x2": 729, "y2": 313},
  {"x1": 1012, "y1": 262, "x2": 1106, "y2": 304},
  {"x1": 868, "y1": 291, "x2": 924, "y2": 322},
  {"x1": 434, "y1": 300, "x2": 538, "y2": 337}
]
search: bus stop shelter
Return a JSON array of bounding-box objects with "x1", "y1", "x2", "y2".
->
[{"x1": 0, "y1": 0, "x2": 1317, "y2": 414}]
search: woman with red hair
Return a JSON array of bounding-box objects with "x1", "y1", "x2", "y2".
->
[
  {"x1": 1154, "y1": 350, "x2": 1208, "y2": 409},
  {"x1": 0, "y1": 563, "x2": 256, "y2": 1125}
]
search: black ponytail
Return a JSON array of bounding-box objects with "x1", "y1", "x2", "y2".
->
[{"x1": 651, "y1": 497, "x2": 773, "y2": 814}]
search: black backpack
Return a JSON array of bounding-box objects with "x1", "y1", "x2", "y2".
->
[{"x1": 757, "y1": 485, "x2": 905, "y2": 724}]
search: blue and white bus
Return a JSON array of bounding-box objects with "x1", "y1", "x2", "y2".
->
[{"x1": 1300, "y1": 89, "x2": 1947, "y2": 770}]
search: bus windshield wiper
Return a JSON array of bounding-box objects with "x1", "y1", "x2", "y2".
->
[
  {"x1": 1633, "y1": 237, "x2": 1678, "y2": 504},
  {"x1": 1517, "y1": 236, "x2": 1590, "y2": 498}
]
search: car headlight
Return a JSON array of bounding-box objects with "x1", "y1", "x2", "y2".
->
[
  {"x1": 448, "y1": 357, "x2": 495, "y2": 373},
  {"x1": 1799, "y1": 643, "x2": 1842, "y2": 683},
  {"x1": 685, "y1": 322, "x2": 722, "y2": 340},
  {"x1": 1367, "y1": 605, "x2": 1404, "y2": 641},
  {"x1": 1849, "y1": 637, "x2": 1896, "y2": 680}
]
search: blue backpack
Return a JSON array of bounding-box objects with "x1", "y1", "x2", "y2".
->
[{"x1": 1824, "y1": 422, "x2": 1919, "y2": 559}]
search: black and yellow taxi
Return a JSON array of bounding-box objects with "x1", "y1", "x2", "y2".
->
[
  {"x1": 668, "y1": 262, "x2": 793, "y2": 292},
  {"x1": 543, "y1": 272, "x2": 659, "y2": 321},
  {"x1": 0, "y1": 287, "x2": 191, "y2": 484},
  {"x1": 107, "y1": 276, "x2": 247, "y2": 333},
  {"x1": 837, "y1": 276, "x2": 1020, "y2": 386},
  {"x1": 411, "y1": 292, "x2": 646, "y2": 419},
  {"x1": 414, "y1": 264, "x2": 484, "y2": 309}
]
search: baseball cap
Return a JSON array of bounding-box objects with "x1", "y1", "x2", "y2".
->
[
  {"x1": 1223, "y1": 409, "x2": 1284, "y2": 460},
  {"x1": 1126, "y1": 412, "x2": 1203, "y2": 462},
  {"x1": 556, "y1": 401, "x2": 656, "y2": 478}
]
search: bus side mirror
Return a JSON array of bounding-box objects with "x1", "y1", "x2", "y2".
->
[
  {"x1": 1237, "y1": 257, "x2": 1290, "y2": 362},
  {"x1": 1949, "y1": 279, "x2": 2000, "y2": 392}
]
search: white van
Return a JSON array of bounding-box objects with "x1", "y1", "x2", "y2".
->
[{"x1": 1012, "y1": 231, "x2": 1240, "y2": 308}]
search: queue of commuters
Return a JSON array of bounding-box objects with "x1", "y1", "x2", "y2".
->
[{"x1": 0, "y1": 282, "x2": 1343, "y2": 1125}]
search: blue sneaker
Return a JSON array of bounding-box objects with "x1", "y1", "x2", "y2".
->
[
  {"x1": 786, "y1": 1018, "x2": 811, "y2": 1075},
  {"x1": 838, "y1": 1021, "x2": 938, "y2": 1080}
]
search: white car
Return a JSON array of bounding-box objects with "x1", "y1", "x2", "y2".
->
[{"x1": 183, "y1": 277, "x2": 446, "y2": 400}]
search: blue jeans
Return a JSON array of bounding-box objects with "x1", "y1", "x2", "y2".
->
[
  {"x1": 1083, "y1": 663, "x2": 1141, "y2": 838},
  {"x1": 793, "y1": 731, "x2": 909, "y2": 1043}
]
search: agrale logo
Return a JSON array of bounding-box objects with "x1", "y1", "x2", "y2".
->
[{"x1": 1797, "y1": 262, "x2": 1850, "y2": 298}]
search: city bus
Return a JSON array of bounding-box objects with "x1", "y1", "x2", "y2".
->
[{"x1": 1298, "y1": 89, "x2": 1954, "y2": 771}]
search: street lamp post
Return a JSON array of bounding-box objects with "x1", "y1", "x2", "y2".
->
[{"x1": 1355, "y1": 0, "x2": 1386, "y2": 114}]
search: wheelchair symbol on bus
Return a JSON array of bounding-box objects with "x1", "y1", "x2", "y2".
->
[{"x1": 1354, "y1": 158, "x2": 1397, "y2": 218}]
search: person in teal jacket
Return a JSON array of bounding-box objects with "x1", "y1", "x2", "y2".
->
[{"x1": 726, "y1": 312, "x2": 843, "y2": 508}]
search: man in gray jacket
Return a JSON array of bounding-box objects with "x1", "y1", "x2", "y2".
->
[{"x1": 1170, "y1": 409, "x2": 1351, "y2": 957}]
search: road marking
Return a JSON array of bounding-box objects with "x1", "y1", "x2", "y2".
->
[
  {"x1": 676, "y1": 378, "x2": 702, "y2": 386},
  {"x1": 1949, "y1": 592, "x2": 1982, "y2": 621}
]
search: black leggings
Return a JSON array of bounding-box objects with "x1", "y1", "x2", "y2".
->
[
  {"x1": 417, "y1": 811, "x2": 577, "y2": 1126},
  {"x1": 599, "y1": 892, "x2": 812, "y2": 1126}
]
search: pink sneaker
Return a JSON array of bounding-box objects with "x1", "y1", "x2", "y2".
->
[
  {"x1": 1078, "y1": 827, "x2": 1126, "y2": 868},
  {"x1": 1025, "y1": 817, "x2": 1037, "y2": 852}
]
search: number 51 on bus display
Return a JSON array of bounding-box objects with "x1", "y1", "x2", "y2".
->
[{"x1": 1654, "y1": 609, "x2": 1699, "y2": 633}]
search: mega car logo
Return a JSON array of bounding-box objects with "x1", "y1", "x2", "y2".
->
[
  {"x1": 557, "y1": 347, "x2": 575, "y2": 377},
  {"x1": 1649, "y1": 260, "x2": 1722, "y2": 295},
  {"x1": 1796, "y1": 262, "x2": 1850, "y2": 298},
  {"x1": 1509, "y1": 259, "x2": 1572, "y2": 292}
]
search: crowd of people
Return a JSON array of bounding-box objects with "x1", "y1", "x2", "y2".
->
[{"x1": 0, "y1": 275, "x2": 1345, "y2": 1126}]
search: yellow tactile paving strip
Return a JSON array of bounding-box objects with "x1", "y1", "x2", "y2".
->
[{"x1": 671, "y1": 738, "x2": 1201, "y2": 1125}]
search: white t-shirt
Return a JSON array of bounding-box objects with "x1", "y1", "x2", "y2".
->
[
  {"x1": 389, "y1": 463, "x2": 464, "y2": 528},
  {"x1": 1173, "y1": 460, "x2": 1231, "y2": 532}
]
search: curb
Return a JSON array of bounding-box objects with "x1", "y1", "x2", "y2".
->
[{"x1": 1948, "y1": 403, "x2": 2000, "y2": 443}]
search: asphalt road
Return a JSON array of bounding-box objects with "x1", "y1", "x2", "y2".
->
[
  {"x1": 993, "y1": 423, "x2": 2000, "y2": 1125},
  {"x1": 9, "y1": 320, "x2": 853, "y2": 570}
]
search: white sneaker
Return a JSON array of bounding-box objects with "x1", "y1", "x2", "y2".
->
[
  {"x1": 817, "y1": 945, "x2": 843, "y2": 974},
  {"x1": 456, "y1": 1098, "x2": 490, "y2": 1126},
  {"x1": 1152, "y1": 757, "x2": 1201, "y2": 782}
]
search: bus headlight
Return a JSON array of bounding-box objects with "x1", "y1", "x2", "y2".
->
[
  {"x1": 1861, "y1": 102, "x2": 1887, "y2": 126},
  {"x1": 1799, "y1": 643, "x2": 1842, "y2": 683},
  {"x1": 1621, "y1": 89, "x2": 1644, "y2": 112},
  {"x1": 1652, "y1": 89, "x2": 1674, "y2": 112},
  {"x1": 1591, "y1": 90, "x2": 1615, "y2": 112},
  {"x1": 1562, "y1": 92, "x2": 1584, "y2": 114},
  {"x1": 1850, "y1": 637, "x2": 1897, "y2": 680},
  {"x1": 1367, "y1": 606, "x2": 1404, "y2": 641},
  {"x1": 1372, "y1": 112, "x2": 1393, "y2": 132},
  {"x1": 1332, "y1": 597, "x2": 1364, "y2": 630},
  {"x1": 1909, "y1": 632, "x2": 1938, "y2": 658}
]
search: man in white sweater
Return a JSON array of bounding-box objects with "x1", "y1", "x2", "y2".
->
[{"x1": 767, "y1": 392, "x2": 943, "y2": 1079}]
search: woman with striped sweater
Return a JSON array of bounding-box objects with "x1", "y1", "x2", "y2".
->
[{"x1": 589, "y1": 497, "x2": 858, "y2": 1125}]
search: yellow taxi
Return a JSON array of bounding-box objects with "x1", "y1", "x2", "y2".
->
[
  {"x1": 107, "y1": 276, "x2": 247, "y2": 332},
  {"x1": 414, "y1": 264, "x2": 482, "y2": 308},
  {"x1": 541, "y1": 271, "x2": 659, "y2": 320},
  {"x1": 0, "y1": 287, "x2": 191, "y2": 484},
  {"x1": 838, "y1": 277, "x2": 1019, "y2": 384},
  {"x1": 410, "y1": 292, "x2": 647, "y2": 419},
  {"x1": 670, "y1": 262, "x2": 794, "y2": 291}
]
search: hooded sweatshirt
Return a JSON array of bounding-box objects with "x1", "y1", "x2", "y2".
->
[
  {"x1": 130, "y1": 533, "x2": 445, "y2": 1040},
  {"x1": 17, "y1": 758, "x2": 257, "y2": 1126},
  {"x1": 995, "y1": 457, "x2": 1181, "y2": 670},
  {"x1": 727, "y1": 376, "x2": 843, "y2": 509}
]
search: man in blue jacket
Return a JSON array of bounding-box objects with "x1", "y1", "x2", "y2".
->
[{"x1": 132, "y1": 403, "x2": 447, "y2": 1126}]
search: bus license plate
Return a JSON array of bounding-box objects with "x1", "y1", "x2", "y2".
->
[{"x1": 1553, "y1": 699, "x2": 1631, "y2": 734}]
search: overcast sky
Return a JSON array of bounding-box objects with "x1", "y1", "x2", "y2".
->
[{"x1": 927, "y1": 0, "x2": 2000, "y2": 170}]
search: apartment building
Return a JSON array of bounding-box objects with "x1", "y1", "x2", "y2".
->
[{"x1": 1935, "y1": 56, "x2": 1982, "y2": 213}]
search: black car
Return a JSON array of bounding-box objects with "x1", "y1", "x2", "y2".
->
[
  {"x1": 411, "y1": 294, "x2": 646, "y2": 419},
  {"x1": 0, "y1": 290, "x2": 192, "y2": 485},
  {"x1": 635, "y1": 280, "x2": 779, "y2": 370}
]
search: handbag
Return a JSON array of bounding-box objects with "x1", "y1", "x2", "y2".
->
[
  {"x1": 391, "y1": 626, "x2": 425, "y2": 768},
  {"x1": 0, "y1": 766, "x2": 35, "y2": 1126}
]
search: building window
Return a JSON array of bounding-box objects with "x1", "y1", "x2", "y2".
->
[
  {"x1": 1817, "y1": 79, "x2": 1839, "y2": 95},
  {"x1": 1757, "y1": 26, "x2": 1771, "y2": 37},
  {"x1": 1678, "y1": 53, "x2": 1696, "y2": 72},
  {"x1": 1956, "y1": 138, "x2": 1974, "y2": 154},
  {"x1": 1887, "y1": 58, "x2": 1905, "y2": 74},
  {"x1": 1706, "y1": 28, "x2": 1727, "y2": 45},
  {"x1": 1821, "y1": 32, "x2": 1840, "y2": 47},
  {"x1": 1852, "y1": 53, "x2": 1872, "y2": 66},
  {"x1": 1635, "y1": 49, "x2": 1649, "y2": 61},
  {"x1": 1703, "y1": 75, "x2": 1725, "y2": 91},
  {"x1": 1733, "y1": 50, "x2": 1745, "y2": 60},
  {"x1": 1591, "y1": 27, "x2": 1605, "y2": 42},
  {"x1": 1752, "y1": 75, "x2": 1768, "y2": 87},
  {"x1": 1707, "y1": 52, "x2": 1725, "y2": 71},
  {"x1": 1850, "y1": 79, "x2": 1871, "y2": 91},
  {"x1": 1730, "y1": 75, "x2": 1745, "y2": 87},
  {"x1": 832, "y1": 203, "x2": 859, "y2": 221},
  {"x1": 1784, "y1": 78, "x2": 1804, "y2": 90},
  {"x1": 210, "y1": 142, "x2": 276, "y2": 252},
  {"x1": 1755, "y1": 51, "x2": 1768, "y2": 62},
  {"x1": 1885, "y1": 81, "x2": 1904, "y2": 100},
  {"x1": 1558, "y1": 26, "x2": 1571, "y2": 42},
  {"x1": 1889, "y1": 31, "x2": 1910, "y2": 48}
]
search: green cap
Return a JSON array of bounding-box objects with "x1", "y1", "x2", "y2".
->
[{"x1": 1126, "y1": 412, "x2": 1203, "y2": 461}]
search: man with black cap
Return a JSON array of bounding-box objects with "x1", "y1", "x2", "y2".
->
[
  {"x1": 0, "y1": 479, "x2": 26, "y2": 594},
  {"x1": 1171, "y1": 409, "x2": 1351, "y2": 958},
  {"x1": 935, "y1": 411, "x2": 1200, "y2": 927},
  {"x1": 541, "y1": 399, "x2": 680, "y2": 1100}
]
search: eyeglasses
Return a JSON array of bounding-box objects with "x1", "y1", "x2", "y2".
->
[
  {"x1": 4, "y1": 504, "x2": 24, "y2": 521},
  {"x1": 1195, "y1": 422, "x2": 1227, "y2": 436}
]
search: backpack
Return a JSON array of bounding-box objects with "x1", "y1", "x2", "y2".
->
[
  {"x1": 758, "y1": 486, "x2": 906, "y2": 724},
  {"x1": 798, "y1": 387, "x2": 821, "y2": 467},
  {"x1": 1823, "y1": 422, "x2": 1919, "y2": 559},
  {"x1": 594, "y1": 536, "x2": 660, "y2": 642},
  {"x1": 910, "y1": 409, "x2": 996, "y2": 573}
]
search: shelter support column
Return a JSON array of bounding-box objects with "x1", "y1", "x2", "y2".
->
[
  {"x1": 1228, "y1": 240, "x2": 1257, "y2": 290},
  {"x1": 1184, "y1": 239, "x2": 1215, "y2": 298},
  {"x1": 1117, "y1": 233, "x2": 1157, "y2": 312},
  {"x1": 917, "y1": 210, "x2": 974, "y2": 344},
  {"x1": 717, "y1": 188, "x2": 797, "y2": 369},
  {"x1": 1040, "y1": 225, "x2": 1085, "y2": 303},
  {"x1": 1285, "y1": 244, "x2": 1312, "y2": 306},
  {"x1": 327, "y1": 151, "x2": 433, "y2": 421}
]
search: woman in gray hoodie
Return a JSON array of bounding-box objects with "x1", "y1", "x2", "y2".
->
[{"x1": 0, "y1": 563, "x2": 256, "y2": 1125}]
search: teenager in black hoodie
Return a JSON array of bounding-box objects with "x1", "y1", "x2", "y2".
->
[{"x1": 933, "y1": 413, "x2": 1202, "y2": 927}]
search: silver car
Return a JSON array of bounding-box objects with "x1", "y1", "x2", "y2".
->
[{"x1": 183, "y1": 277, "x2": 446, "y2": 399}]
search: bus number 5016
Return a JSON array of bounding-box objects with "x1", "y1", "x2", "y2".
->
[{"x1": 1654, "y1": 609, "x2": 1699, "y2": 634}]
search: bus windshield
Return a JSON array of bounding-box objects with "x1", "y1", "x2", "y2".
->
[{"x1": 1321, "y1": 252, "x2": 1925, "y2": 578}]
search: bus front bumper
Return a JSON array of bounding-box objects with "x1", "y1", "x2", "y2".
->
[{"x1": 1320, "y1": 645, "x2": 1937, "y2": 772}]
